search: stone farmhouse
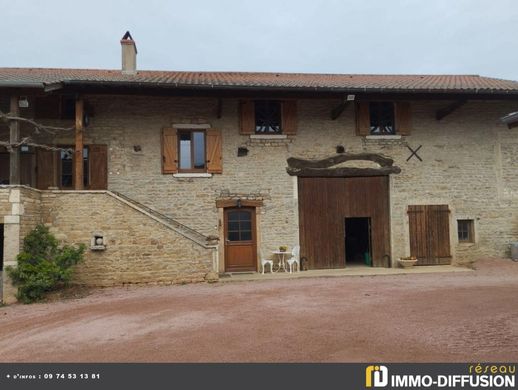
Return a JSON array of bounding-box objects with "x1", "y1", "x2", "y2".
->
[{"x1": 1, "y1": 32, "x2": 518, "y2": 302}]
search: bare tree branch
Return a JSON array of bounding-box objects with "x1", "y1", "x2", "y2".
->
[
  {"x1": 0, "y1": 137, "x2": 72, "y2": 152},
  {"x1": 0, "y1": 110, "x2": 75, "y2": 134}
]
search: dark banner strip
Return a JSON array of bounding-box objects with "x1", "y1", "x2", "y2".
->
[{"x1": 0, "y1": 363, "x2": 515, "y2": 390}]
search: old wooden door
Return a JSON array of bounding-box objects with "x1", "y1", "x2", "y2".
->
[
  {"x1": 224, "y1": 208, "x2": 257, "y2": 272},
  {"x1": 408, "y1": 205, "x2": 451, "y2": 265},
  {"x1": 298, "y1": 176, "x2": 391, "y2": 269}
]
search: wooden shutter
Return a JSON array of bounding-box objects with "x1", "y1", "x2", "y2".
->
[
  {"x1": 281, "y1": 100, "x2": 298, "y2": 135},
  {"x1": 408, "y1": 205, "x2": 428, "y2": 262},
  {"x1": 89, "y1": 144, "x2": 108, "y2": 190},
  {"x1": 162, "y1": 127, "x2": 178, "y2": 174},
  {"x1": 355, "y1": 102, "x2": 370, "y2": 136},
  {"x1": 206, "y1": 129, "x2": 223, "y2": 174},
  {"x1": 239, "y1": 100, "x2": 255, "y2": 134},
  {"x1": 395, "y1": 102, "x2": 412, "y2": 135},
  {"x1": 408, "y1": 205, "x2": 451, "y2": 265},
  {"x1": 428, "y1": 205, "x2": 451, "y2": 261},
  {"x1": 36, "y1": 149, "x2": 57, "y2": 189}
]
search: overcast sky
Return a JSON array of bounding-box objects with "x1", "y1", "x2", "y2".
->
[{"x1": 2, "y1": 0, "x2": 518, "y2": 80}]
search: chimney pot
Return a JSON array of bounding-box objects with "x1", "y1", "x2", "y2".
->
[{"x1": 121, "y1": 31, "x2": 137, "y2": 75}]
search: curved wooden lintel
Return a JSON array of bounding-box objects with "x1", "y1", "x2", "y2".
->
[
  {"x1": 287, "y1": 153, "x2": 394, "y2": 170},
  {"x1": 286, "y1": 166, "x2": 401, "y2": 177}
]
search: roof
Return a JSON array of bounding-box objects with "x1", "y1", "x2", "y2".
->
[{"x1": 1, "y1": 67, "x2": 518, "y2": 94}]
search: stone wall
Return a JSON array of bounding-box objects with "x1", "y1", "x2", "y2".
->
[
  {"x1": 80, "y1": 96, "x2": 518, "y2": 266},
  {"x1": 2, "y1": 95, "x2": 518, "y2": 270},
  {"x1": 0, "y1": 187, "x2": 217, "y2": 302},
  {"x1": 40, "y1": 191, "x2": 216, "y2": 286}
]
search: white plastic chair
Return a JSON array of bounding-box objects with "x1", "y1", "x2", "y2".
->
[
  {"x1": 260, "y1": 250, "x2": 273, "y2": 274},
  {"x1": 287, "y1": 245, "x2": 301, "y2": 273}
]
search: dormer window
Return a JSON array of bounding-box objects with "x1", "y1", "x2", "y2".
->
[
  {"x1": 255, "y1": 100, "x2": 282, "y2": 134},
  {"x1": 370, "y1": 102, "x2": 395, "y2": 135}
]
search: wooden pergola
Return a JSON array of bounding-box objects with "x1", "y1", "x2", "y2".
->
[{"x1": 6, "y1": 95, "x2": 85, "y2": 189}]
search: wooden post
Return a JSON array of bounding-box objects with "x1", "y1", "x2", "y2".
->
[
  {"x1": 9, "y1": 96, "x2": 20, "y2": 185},
  {"x1": 74, "y1": 98, "x2": 84, "y2": 190}
]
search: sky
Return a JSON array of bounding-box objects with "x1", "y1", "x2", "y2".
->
[{"x1": 2, "y1": 0, "x2": 518, "y2": 80}]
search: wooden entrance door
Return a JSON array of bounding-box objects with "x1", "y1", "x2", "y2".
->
[
  {"x1": 408, "y1": 205, "x2": 451, "y2": 265},
  {"x1": 298, "y1": 176, "x2": 391, "y2": 269},
  {"x1": 224, "y1": 208, "x2": 257, "y2": 272}
]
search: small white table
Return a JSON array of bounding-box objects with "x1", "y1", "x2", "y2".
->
[{"x1": 272, "y1": 251, "x2": 289, "y2": 272}]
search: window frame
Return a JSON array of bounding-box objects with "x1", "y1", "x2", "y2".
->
[
  {"x1": 177, "y1": 129, "x2": 207, "y2": 173},
  {"x1": 457, "y1": 219, "x2": 475, "y2": 243},
  {"x1": 254, "y1": 100, "x2": 283, "y2": 134},
  {"x1": 369, "y1": 101, "x2": 396, "y2": 135},
  {"x1": 58, "y1": 145, "x2": 89, "y2": 189}
]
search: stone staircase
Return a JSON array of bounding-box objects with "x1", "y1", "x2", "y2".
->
[{"x1": 109, "y1": 191, "x2": 216, "y2": 248}]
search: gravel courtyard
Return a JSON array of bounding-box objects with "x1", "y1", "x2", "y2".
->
[{"x1": 1, "y1": 258, "x2": 517, "y2": 362}]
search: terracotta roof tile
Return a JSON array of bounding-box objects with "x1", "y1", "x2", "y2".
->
[{"x1": 1, "y1": 67, "x2": 518, "y2": 93}]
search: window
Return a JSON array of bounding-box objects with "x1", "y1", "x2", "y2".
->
[
  {"x1": 255, "y1": 100, "x2": 282, "y2": 134},
  {"x1": 370, "y1": 102, "x2": 395, "y2": 134},
  {"x1": 60, "y1": 146, "x2": 89, "y2": 188},
  {"x1": 457, "y1": 219, "x2": 475, "y2": 243},
  {"x1": 178, "y1": 130, "x2": 206, "y2": 172}
]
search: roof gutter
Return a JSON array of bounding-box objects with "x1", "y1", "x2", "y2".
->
[
  {"x1": 58, "y1": 80, "x2": 518, "y2": 96},
  {"x1": 0, "y1": 81, "x2": 45, "y2": 88}
]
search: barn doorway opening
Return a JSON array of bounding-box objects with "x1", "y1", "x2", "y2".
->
[{"x1": 345, "y1": 217, "x2": 372, "y2": 267}]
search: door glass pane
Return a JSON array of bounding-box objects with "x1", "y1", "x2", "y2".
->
[
  {"x1": 240, "y1": 230, "x2": 252, "y2": 241},
  {"x1": 228, "y1": 221, "x2": 239, "y2": 231},
  {"x1": 179, "y1": 133, "x2": 192, "y2": 169},
  {"x1": 228, "y1": 211, "x2": 240, "y2": 221},
  {"x1": 60, "y1": 148, "x2": 73, "y2": 187},
  {"x1": 240, "y1": 221, "x2": 252, "y2": 231},
  {"x1": 83, "y1": 147, "x2": 89, "y2": 187},
  {"x1": 193, "y1": 132, "x2": 205, "y2": 169},
  {"x1": 228, "y1": 231, "x2": 240, "y2": 241},
  {"x1": 239, "y1": 211, "x2": 251, "y2": 221}
]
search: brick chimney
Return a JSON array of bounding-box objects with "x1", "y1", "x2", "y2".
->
[{"x1": 121, "y1": 31, "x2": 137, "y2": 74}]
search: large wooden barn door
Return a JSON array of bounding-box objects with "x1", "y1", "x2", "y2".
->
[
  {"x1": 298, "y1": 176, "x2": 391, "y2": 269},
  {"x1": 408, "y1": 205, "x2": 451, "y2": 265}
]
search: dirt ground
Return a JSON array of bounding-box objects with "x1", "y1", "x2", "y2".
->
[{"x1": 1, "y1": 258, "x2": 517, "y2": 362}]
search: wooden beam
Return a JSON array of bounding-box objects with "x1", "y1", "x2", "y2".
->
[
  {"x1": 330, "y1": 101, "x2": 350, "y2": 120},
  {"x1": 9, "y1": 96, "x2": 20, "y2": 185},
  {"x1": 74, "y1": 98, "x2": 84, "y2": 190},
  {"x1": 287, "y1": 153, "x2": 395, "y2": 170},
  {"x1": 286, "y1": 166, "x2": 401, "y2": 177},
  {"x1": 215, "y1": 199, "x2": 264, "y2": 208},
  {"x1": 436, "y1": 100, "x2": 467, "y2": 121}
]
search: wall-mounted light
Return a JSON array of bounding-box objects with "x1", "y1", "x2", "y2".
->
[
  {"x1": 83, "y1": 113, "x2": 90, "y2": 127},
  {"x1": 18, "y1": 97, "x2": 29, "y2": 108},
  {"x1": 133, "y1": 145, "x2": 142, "y2": 152},
  {"x1": 236, "y1": 199, "x2": 242, "y2": 208}
]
